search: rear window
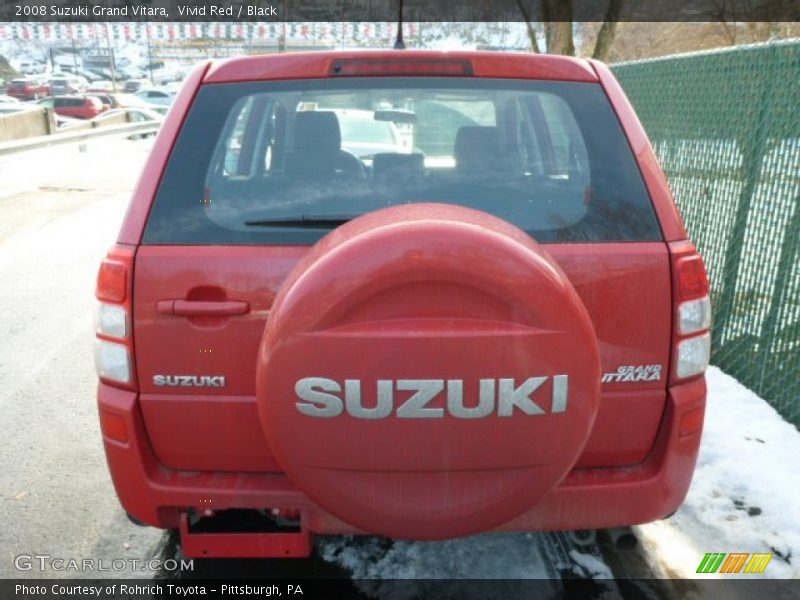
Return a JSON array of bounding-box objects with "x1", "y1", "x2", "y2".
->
[{"x1": 144, "y1": 78, "x2": 661, "y2": 245}]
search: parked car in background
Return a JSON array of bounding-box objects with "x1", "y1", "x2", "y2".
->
[
  {"x1": 75, "y1": 69, "x2": 102, "y2": 83},
  {"x1": 150, "y1": 67, "x2": 181, "y2": 85},
  {"x1": 93, "y1": 106, "x2": 164, "y2": 125},
  {"x1": 124, "y1": 79, "x2": 151, "y2": 93},
  {"x1": 55, "y1": 114, "x2": 86, "y2": 130},
  {"x1": 163, "y1": 81, "x2": 184, "y2": 93},
  {"x1": 53, "y1": 56, "x2": 83, "y2": 74},
  {"x1": 87, "y1": 81, "x2": 115, "y2": 94},
  {"x1": 88, "y1": 68, "x2": 115, "y2": 81},
  {"x1": 0, "y1": 95, "x2": 20, "y2": 104},
  {"x1": 134, "y1": 88, "x2": 176, "y2": 106},
  {"x1": 16, "y1": 60, "x2": 49, "y2": 75},
  {"x1": 49, "y1": 76, "x2": 88, "y2": 96},
  {"x1": 92, "y1": 106, "x2": 164, "y2": 138},
  {"x1": 6, "y1": 77, "x2": 49, "y2": 101},
  {"x1": 87, "y1": 93, "x2": 116, "y2": 110},
  {"x1": 147, "y1": 105, "x2": 169, "y2": 117},
  {"x1": 118, "y1": 65, "x2": 147, "y2": 80},
  {"x1": 110, "y1": 93, "x2": 157, "y2": 110},
  {"x1": 38, "y1": 95, "x2": 107, "y2": 119}
]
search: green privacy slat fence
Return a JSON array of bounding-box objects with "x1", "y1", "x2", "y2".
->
[{"x1": 613, "y1": 40, "x2": 800, "y2": 429}]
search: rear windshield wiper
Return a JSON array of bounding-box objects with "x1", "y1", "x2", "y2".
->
[{"x1": 244, "y1": 213, "x2": 361, "y2": 229}]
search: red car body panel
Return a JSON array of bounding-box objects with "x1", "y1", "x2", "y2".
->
[
  {"x1": 100, "y1": 50, "x2": 708, "y2": 557},
  {"x1": 133, "y1": 242, "x2": 670, "y2": 474},
  {"x1": 99, "y1": 376, "x2": 704, "y2": 537}
]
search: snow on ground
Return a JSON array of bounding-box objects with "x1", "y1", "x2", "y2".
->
[
  {"x1": 636, "y1": 366, "x2": 800, "y2": 579},
  {"x1": 569, "y1": 549, "x2": 613, "y2": 579},
  {"x1": 318, "y1": 530, "x2": 618, "y2": 598},
  {"x1": 319, "y1": 533, "x2": 553, "y2": 580}
]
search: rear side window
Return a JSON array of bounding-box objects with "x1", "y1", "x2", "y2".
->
[
  {"x1": 55, "y1": 98, "x2": 81, "y2": 107},
  {"x1": 144, "y1": 78, "x2": 661, "y2": 245}
]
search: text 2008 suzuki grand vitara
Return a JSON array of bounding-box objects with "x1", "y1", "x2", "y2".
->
[{"x1": 94, "y1": 51, "x2": 711, "y2": 558}]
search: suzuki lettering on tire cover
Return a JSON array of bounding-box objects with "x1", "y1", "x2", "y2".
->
[{"x1": 256, "y1": 203, "x2": 601, "y2": 540}]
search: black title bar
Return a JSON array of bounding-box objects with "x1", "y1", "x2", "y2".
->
[{"x1": 0, "y1": 0, "x2": 798, "y2": 22}]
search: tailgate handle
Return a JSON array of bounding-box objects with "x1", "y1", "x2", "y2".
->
[{"x1": 157, "y1": 300, "x2": 250, "y2": 317}]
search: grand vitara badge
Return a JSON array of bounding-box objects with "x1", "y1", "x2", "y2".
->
[
  {"x1": 602, "y1": 365, "x2": 662, "y2": 383},
  {"x1": 294, "y1": 376, "x2": 569, "y2": 419}
]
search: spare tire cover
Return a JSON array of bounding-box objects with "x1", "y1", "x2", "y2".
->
[{"x1": 257, "y1": 203, "x2": 600, "y2": 540}]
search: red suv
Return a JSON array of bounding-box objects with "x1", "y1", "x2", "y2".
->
[
  {"x1": 95, "y1": 51, "x2": 711, "y2": 558},
  {"x1": 39, "y1": 95, "x2": 106, "y2": 119},
  {"x1": 6, "y1": 77, "x2": 49, "y2": 100}
]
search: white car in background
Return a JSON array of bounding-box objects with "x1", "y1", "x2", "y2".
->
[
  {"x1": 134, "y1": 88, "x2": 176, "y2": 106},
  {"x1": 92, "y1": 106, "x2": 164, "y2": 124},
  {"x1": 91, "y1": 107, "x2": 164, "y2": 139},
  {"x1": 331, "y1": 109, "x2": 410, "y2": 161},
  {"x1": 16, "y1": 60, "x2": 49, "y2": 75}
]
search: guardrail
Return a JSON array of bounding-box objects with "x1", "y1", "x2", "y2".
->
[{"x1": 0, "y1": 120, "x2": 160, "y2": 158}]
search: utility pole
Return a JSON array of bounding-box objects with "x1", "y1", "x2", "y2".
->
[
  {"x1": 71, "y1": 35, "x2": 78, "y2": 73},
  {"x1": 278, "y1": 0, "x2": 287, "y2": 53},
  {"x1": 105, "y1": 22, "x2": 117, "y2": 93},
  {"x1": 145, "y1": 22, "x2": 154, "y2": 84}
]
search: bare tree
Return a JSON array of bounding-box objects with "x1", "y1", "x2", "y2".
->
[
  {"x1": 542, "y1": 0, "x2": 575, "y2": 56},
  {"x1": 516, "y1": 0, "x2": 541, "y2": 53},
  {"x1": 592, "y1": 0, "x2": 624, "y2": 60},
  {"x1": 517, "y1": 0, "x2": 623, "y2": 60},
  {"x1": 709, "y1": 0, "x2": 792, "y2": 45}
]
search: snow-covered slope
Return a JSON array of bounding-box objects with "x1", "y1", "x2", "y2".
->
[{"x1": 637, "y1": 367, "x2": 800, "y2": 579}]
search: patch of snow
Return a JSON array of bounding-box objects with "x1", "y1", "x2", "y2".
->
[
  {"x1": 636, "y1": 366, "x2": 800, "y2": 579},
  {"x1": 569, "y1": 549, "x2": 613, "y2": 579},
  {"x1": 318, "y1": 533, "x2": 551, "y2": 579}
]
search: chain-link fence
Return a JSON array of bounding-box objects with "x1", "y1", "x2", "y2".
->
[{"x1": 613, "y1": 40, "x2": 800, "y2": 429}]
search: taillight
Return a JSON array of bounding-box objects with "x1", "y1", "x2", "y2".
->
[
  {"x1": 679, "y1": 296, "x2": 711, "y2": 335},
  {"x1": 94, "y1": 338, "x2": 132, "y2": 383},
  {"x1": 94, "y1": 245, "x2": 137, "y2": 389},
  {"x1": 96, "y1": 259, "x2": 127, "y2": 302},
  {"x1": 676, "y1": 333, "x2": 711, "y2": 379},
  {"x1": 671, "y1": 242, "x2": 712, "y2": 382}
]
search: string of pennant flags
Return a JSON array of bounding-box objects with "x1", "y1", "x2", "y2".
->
[{"x1": 0, "y1": 22, "x2": 420, "y2": 43}]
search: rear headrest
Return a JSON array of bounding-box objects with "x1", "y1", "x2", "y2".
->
[
  {"x1": 293, "y1": 111, "x2": 341, "y2": 155},
  {"x1": 454, "y1": 126, "x2": 500, "y2": 172},
  {"x1": 372, "y1": 153, "x2": 425, "y2": 180}
]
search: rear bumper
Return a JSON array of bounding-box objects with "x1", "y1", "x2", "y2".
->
[{"x1": 98, "y1": 377, "x2": 705, "y2": 554}]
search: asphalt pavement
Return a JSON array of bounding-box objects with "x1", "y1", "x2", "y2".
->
[{"x1": 0, "y1": 140, "x2": 164, "y2": 579}]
